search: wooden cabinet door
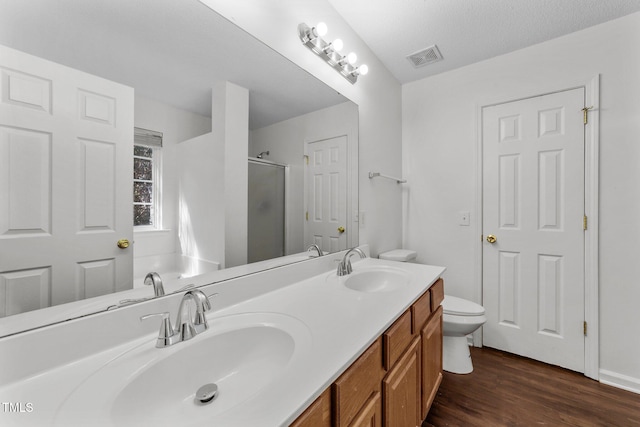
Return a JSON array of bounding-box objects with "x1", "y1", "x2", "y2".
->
[
  {"x1": 350, "y1": 391, "x2": 382, "y2": 427},
  {"x1": 334, "y1": 338, "x2": 383, "y2": 426},
  {"x1": 383, "y1": 336, "x2": 421, "y2": 427},
  {"x1": 290, "y1": 388, "x2": 331, "y2": 427},
  {"x1": 421, "y1": 306, "x2": 443, "y2": 420}
]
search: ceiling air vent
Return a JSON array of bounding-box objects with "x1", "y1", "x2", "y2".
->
[{"x1": 406, "y1": 45, "x2": 443, "y2": 68}]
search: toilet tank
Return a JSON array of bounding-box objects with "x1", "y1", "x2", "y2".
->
[{"x1": 378, "y1": 249, "x2": 417, "y2": 263}]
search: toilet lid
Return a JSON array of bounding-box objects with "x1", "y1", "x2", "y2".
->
[{"x1": 442, "y1": 295, "x2": 485, "y2": 316}]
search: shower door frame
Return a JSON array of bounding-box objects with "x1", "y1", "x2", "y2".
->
[{"x1": 247, "y1": 157, "x2": 290, "y2": 259}]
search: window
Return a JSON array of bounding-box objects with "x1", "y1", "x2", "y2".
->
[{"x1": 133, "y1": 127, "x2": 163, "y2": 228}]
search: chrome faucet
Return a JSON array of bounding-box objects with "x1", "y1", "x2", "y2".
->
[
  {"x1": 176, "y1": 289, "x2": 211, "y2": 339},
  {"x1": 144, "y1": 272, "x2": 165, "y2": 297},
  {"x1": 141, "y1": 289, "x2": 213, "y2": 348},
  {"x1": 306, "y1": 244, "x2": 323, "y2": 257},
  {"x1": 337, "y1": 247, "x2": 366, "y2": 276}
]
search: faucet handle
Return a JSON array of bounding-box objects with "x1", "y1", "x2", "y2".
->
[{"x1": 141, "y1": 312, "x2": 177, "y2": 348}]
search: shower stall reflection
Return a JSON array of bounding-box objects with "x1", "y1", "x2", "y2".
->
[{"x1": 247, "y1": 158, "x2": 288, "y2": 263}]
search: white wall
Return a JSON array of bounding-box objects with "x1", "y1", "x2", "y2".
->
[
  {"x1": 202, "y1": 0, "x2": 403, "y2": 257},
  {"x1": 403, "y1": 13, "x2": 640, "y2": 388},
  {"x1": 176, "y1": 82, "x2": 249, "y2": 269},
  {"x1": 221, "y1": 82, "x2": 249, "y2": 268},
  {"x1": 133, "y1": 95, "x2": 211, "y2": 259},
  {"x1": 250, "y1": 101, "x2": 359, "y2": 254},
  {"x1": 178, "y1": 131, "x2": 225, "y2": 266}
]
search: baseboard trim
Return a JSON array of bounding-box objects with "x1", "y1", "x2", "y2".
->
[{"x1": 600, "y1": 369, "x2": 640, "y2": 395}]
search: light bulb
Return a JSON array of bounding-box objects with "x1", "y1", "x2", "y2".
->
[
  {"x1": 315, "y1": 22, "x2": 328, "y2": 37},
  {"x1": 359, "y1": 64, "x2": 369, "y2": 75},
  {"x1": 323, "y1": 38, "x2": 344, "y2": 54},
  {"x1": 347, "y1": 52, "x2": 357, "y2": 65}
]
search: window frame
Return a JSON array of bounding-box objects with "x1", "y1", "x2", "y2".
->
[{"x1": 133, "y1": 128, "x2": 163, "y2": 230}]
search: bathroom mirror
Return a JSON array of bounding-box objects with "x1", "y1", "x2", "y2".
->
[{"x1": 0, "y1": 0, "x2": 358, "y2": 337}]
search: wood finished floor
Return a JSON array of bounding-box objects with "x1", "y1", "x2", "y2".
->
[{"x1": 424, "y1": 347, "x2": 640, "y2": 427}]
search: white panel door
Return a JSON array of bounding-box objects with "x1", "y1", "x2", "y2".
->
[
  {"x1": 482, "y1": 88, "x2": 585, "y2": 372},
  {"x1": 305, "y1": 135, "x2": 348, "y2": 254},
  {"x1": 0, "y1": 45, "x2": 134, "y2": 315}
]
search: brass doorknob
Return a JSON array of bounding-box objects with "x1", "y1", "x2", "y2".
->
[
  {"x1": 486, "y1": 234, "x2": 497, "y2": 244},
  {"x1": 117, "y1": 239, "x2": 130, "y2": 249},
  {"x1": 337, "y1": 226, "x2": 345, "y2": 234}
]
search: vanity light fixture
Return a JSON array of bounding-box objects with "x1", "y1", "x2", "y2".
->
[{"x1": 298, "y1": 22, "x2": 368, "y2": 84}]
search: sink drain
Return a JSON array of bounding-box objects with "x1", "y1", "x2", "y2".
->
[{"x1": 195, "y1": 383, "x2": 218, "y2": 404}]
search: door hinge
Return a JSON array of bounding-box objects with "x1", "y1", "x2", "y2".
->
[
  {"x1": 583, "y1": 215, "x2": 588, "y2": 230},
  {"x1": 582, "y1": 106, "x2": 593, "y2": 125},
  {"x1": 583, "y1": 321, "x2": 588, "y2": 336},
  {"x1": 303, "y1": 155, "x2": 309, "y2": 165},
  {"x1": 305, "y1": 211, "x2": 309, "y2": 221}
]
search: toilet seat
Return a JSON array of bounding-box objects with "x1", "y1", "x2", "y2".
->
[{"x1": 443, "y1": 295, "x2": 485, "y2": 316}]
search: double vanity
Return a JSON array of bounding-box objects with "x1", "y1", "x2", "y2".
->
[{"x1": 0, "y1": 248, "x2": 445, "y2": 427}]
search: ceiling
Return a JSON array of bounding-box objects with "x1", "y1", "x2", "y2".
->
[
  {"x1": 328, "y1": 0, "x2": 640, "y2": 84},
  {"x1": 2, "y1": 0, "x2": 639, "y2": 125},
  {"x1": 0, "y1": 0, "x2": 346, "y2": 129}
]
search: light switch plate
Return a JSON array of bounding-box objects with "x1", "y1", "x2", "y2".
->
[{"x1": 458, "y1": 211, "x2": 470, "y2": 226}]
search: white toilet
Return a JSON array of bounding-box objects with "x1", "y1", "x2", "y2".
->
[
  {"x1": 441, "y1": 295, "x2": 486, "y2": 374},
  {"x1": 378, "y1": 249, "x2": 487, "y2": 375}
]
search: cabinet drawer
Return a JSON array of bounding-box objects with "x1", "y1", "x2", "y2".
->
[
  {"x1": 430, "y1": 278, "x2": 444, "y2": 312},
  {"x1": 411, "y1": 290, "x2": 431, "y2": 334},
  {"x1": 333, "y1": 338, "x2": 383, "y2": 427},
  {"x1": 383, "y1": 310, "x2": 413, "y2": 370}
]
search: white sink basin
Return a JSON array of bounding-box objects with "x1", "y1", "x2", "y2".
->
[
  {"x1": 328, "y1": 266, "x2": 412, "y2": 293},
  {"x1": 54, "y1": 312, "x2": 311, "y2": 427}
]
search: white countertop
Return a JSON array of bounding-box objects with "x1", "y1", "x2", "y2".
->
[{"x1": 0, "y1": 257, "x2": 445, "y2": 427}]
